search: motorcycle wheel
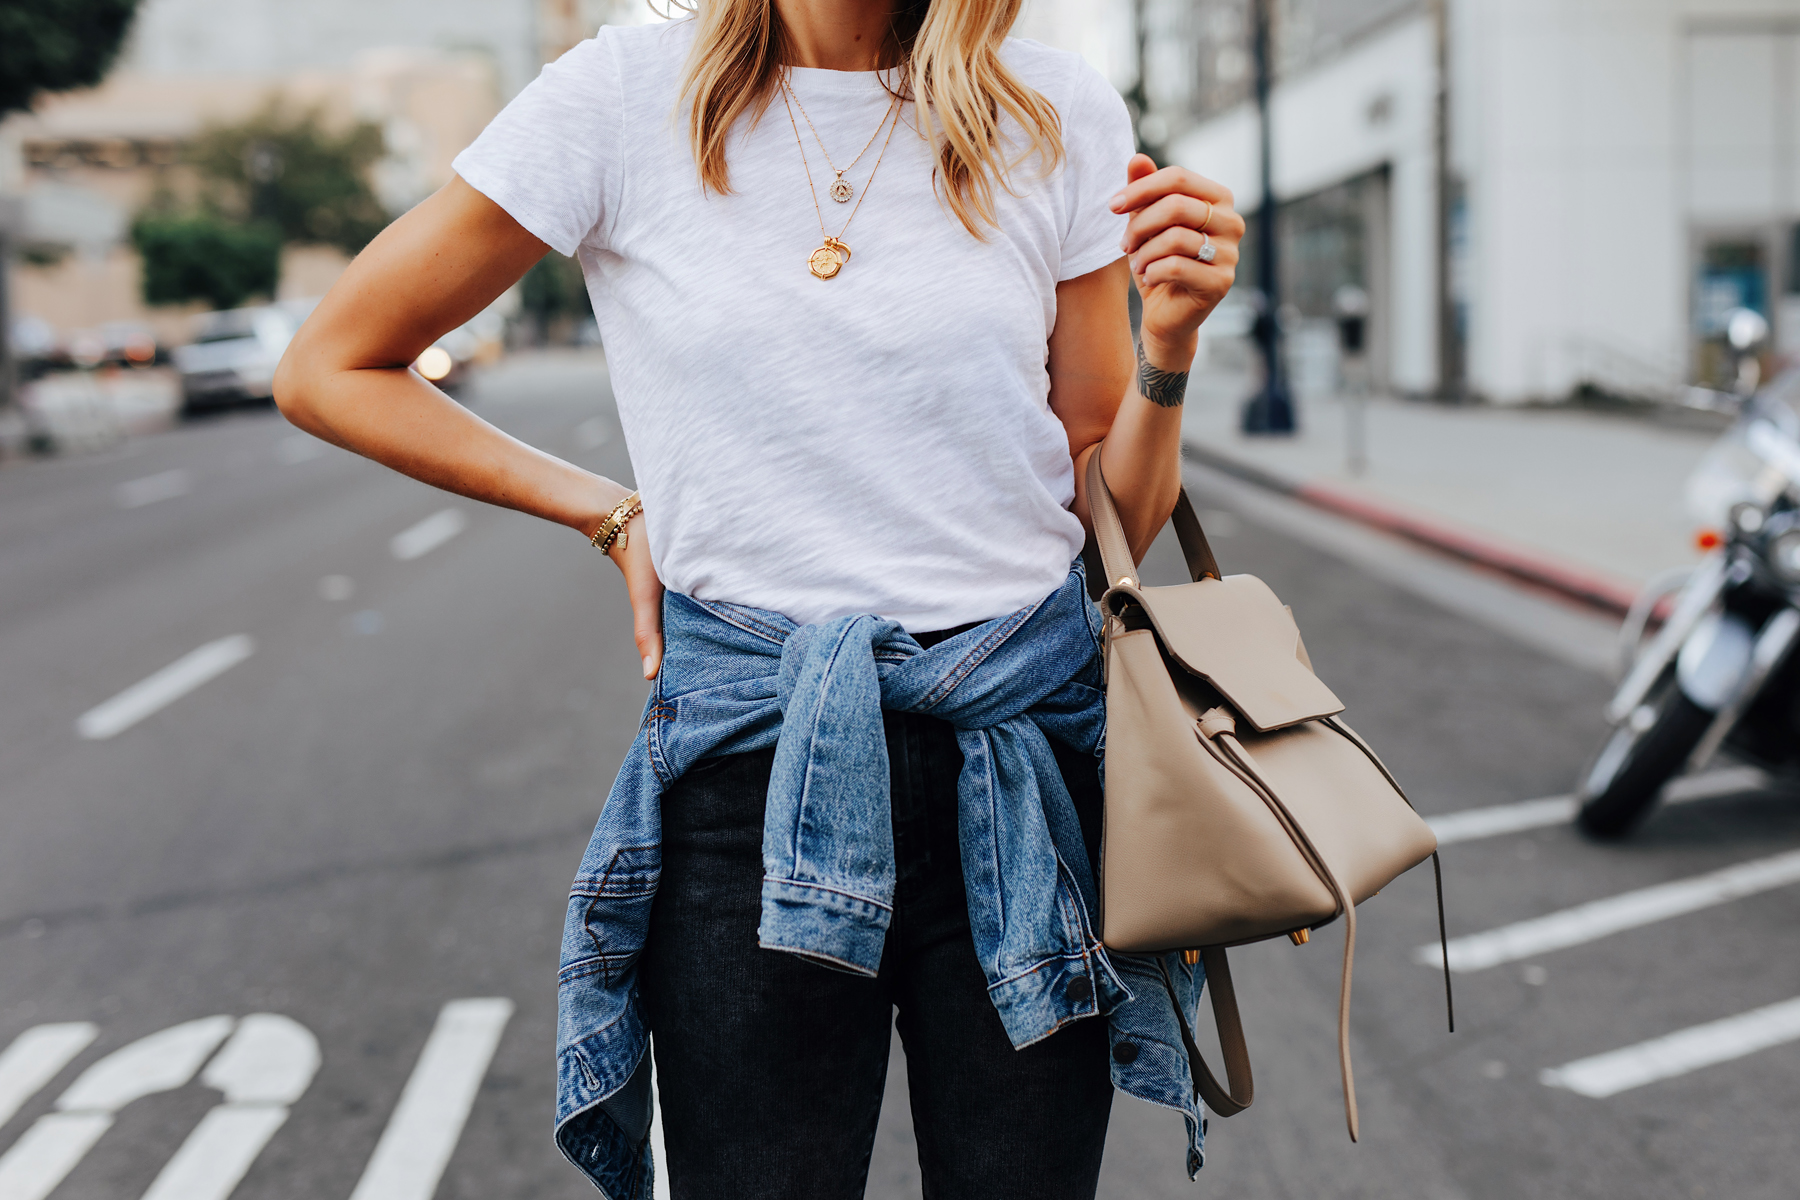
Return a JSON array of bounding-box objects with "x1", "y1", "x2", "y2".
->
[{"x1": 1575, "y1": 676, "x2": 1712, "y2": 839}]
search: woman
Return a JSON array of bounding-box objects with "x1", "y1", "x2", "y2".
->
[{"x1": 275, "y1": 0, "x2": 1241, "y2": 1195}]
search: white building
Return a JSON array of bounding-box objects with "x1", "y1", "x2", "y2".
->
[{"x1": 1165, "y1": 0, "x2": 1800, "y2": 403}]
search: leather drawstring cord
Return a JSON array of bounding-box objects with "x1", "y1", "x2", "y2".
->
[{"x1": 1432, "y1": 850, "x2": 1455, "y2": 1032}]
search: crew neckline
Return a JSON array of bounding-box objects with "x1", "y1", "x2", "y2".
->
[{"x1": 782, "y1": 62, "x2": 903, "y2": 94}]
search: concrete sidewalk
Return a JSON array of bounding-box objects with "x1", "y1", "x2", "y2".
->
[{"x1": 1180, "y1": 369, "x2": 1725, "y2": 613}]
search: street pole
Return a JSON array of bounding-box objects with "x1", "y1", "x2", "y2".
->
[
  {"x1": 1432, "y1": 0, "x2": 1461, "y2": 402},
  {"x1": 1242, "y1": 0, "x2": 1294, "y2": 435}
]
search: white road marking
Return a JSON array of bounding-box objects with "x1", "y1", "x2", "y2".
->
[
  {"x1": 0, "y1": 1016, "x2": 233, "y2": 1200},
  {"x1": 1541, "y1": 996, "x2": 1800, "y2": 1098},
  {"x1": 276, "y1": 435, "x2": 325, "y2": 464},
  {"x1": 574, "y1": 417, "x2": 611, "y2": 450},
  {"x1": 1415, "y1": 848, "x2": 1800, "y2": 972},
  {"x1": 390, "y1": 509, "x2": 468, "y2": 561},
  {"x1": 76, "y1": 635, "x2": 255, "y2": 740},
  {"x1": 140, "y1": 1014, "x2": 321, "y2": 1200},
  {"x1": 115, "y1": 469, "x2": 192, "y2": 509},
  {"x1": 0, "y1": 1025, "x2": 98, "y2": 1129},
  {"x1": 348, "y1": 998, "x2": 514, "y2": 1200},
  {"x1": 1427, "y1": 766, "x2": 1771, "y2": 846}
]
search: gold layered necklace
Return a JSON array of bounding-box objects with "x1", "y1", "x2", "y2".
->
[
  {"x1": 786, "y1": 85, "x2": 888, "y2": 203},
  {"x1": 780, "y1": 77, "x2": 902, "y2": 280}
]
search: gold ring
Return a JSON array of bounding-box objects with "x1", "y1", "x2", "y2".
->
[{"x1": 1199, "y1": 200, "x2": 1214, "y2": 234}]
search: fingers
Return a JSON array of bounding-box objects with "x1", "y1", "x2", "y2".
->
[
  {"x1": 1125, "y1": 152, "x2": 1158, "y2": 186},
  {"x1": 1123, "y1": 193, "x2": 1245, "y2": 257},
  {"x1": 1138, "y1": 253, "x2": 1231, "y2": 294},
  {"x1": 611, "y1": 513, "x2": 664, "y2": 679},
  {"x1": 1128, "y1": 226, "x2": 1238, "y2": 281},
  {"x1": 1109, "y1": 164, "x2": 1234, "y2": 215}
]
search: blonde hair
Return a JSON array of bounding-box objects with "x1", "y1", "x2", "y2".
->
[{"x1": 665, "y1": 0, "x2": 1063, "y2": 237}]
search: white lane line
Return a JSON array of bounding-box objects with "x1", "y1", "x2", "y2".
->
[
  {"x1": 141, "y1": 1014, "x2": 321, "y2": 1200},
  {"x1": 115, "y1": 469, "x2": 192, "y2": 509},
  {"x1": 276, "y1": 434, "x2": 325, "y2": 464},
  {"x1": 348, "y1": 998, "x2": 514, "y2": 1200},
  {"x1": 650, "y1": 1058, "x2": 670, "y2": 1200},
  {"x1": 0, "y1": 1024, "x2": 98, "y2": 1129},
  {"x1": 1427, "y1": 766, "x2": 1771, "y2": 847},
  {"x1": 1541, "y1": 996, "x2": 1800, "y2": 1098},
  {"x1": 0, "y1": 1016, "x2": 234, "y2": 1200},
  {"x1": 1415, "y1": 848, "x2": 1800, "y2": 972},
  {"x1": 390, "y1": 508, "x2": 468, "y2": 561},
  {"x1": 76, "y1": 635, "x2": 255, "y2": 740}
]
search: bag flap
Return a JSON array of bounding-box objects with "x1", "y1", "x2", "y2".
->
[{"x1": 1124, "y1": 574, "x2": 1345, "y2": 732}]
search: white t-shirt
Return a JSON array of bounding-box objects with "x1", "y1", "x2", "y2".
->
[{"x1": 453, "y1": 20, "x2": 1133, "y2": 630}]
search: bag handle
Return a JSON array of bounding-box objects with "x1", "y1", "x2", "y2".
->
[
  {"x1": 1155, "y1": 948, "x2": 1254, "y2": 1117},
  {"x1": 1084, "y1": 449, "x2": 1221, "y2": 589}
]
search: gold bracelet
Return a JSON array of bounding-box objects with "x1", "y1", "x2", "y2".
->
[{"x1": 590, "y1": 491, "x2": 642, "y2": 554}]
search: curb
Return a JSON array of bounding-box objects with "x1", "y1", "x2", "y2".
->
[{"x1": 1182, "y1": 441, "x2": 1641, "y2": 618}]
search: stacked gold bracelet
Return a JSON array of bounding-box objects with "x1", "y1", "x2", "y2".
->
[{"x1": 590, "y1": 491, "x2": 642, "y2": 555}]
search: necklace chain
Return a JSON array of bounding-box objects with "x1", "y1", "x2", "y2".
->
[
  {"x1": 786, "y1": 80, "x2": 891, "y2": 202},
  {"x1": 780, "y1": 79, "x2": 902, "y2": 279}
]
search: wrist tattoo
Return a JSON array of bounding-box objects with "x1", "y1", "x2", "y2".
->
[{"x1": 1137, "y1": 340, "x2": 1189, "y2": 408}]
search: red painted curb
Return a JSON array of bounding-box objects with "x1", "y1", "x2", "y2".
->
[
  {"x1": 1292, "y1": 481, "x2": 1642, "y2": 617},
  {"x1": 1179, "y1": 442, "x2": 1644, "y2": 617}
]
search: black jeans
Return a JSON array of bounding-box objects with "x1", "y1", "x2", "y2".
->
[{"x1": 639, "y1": 709, "x2": 1115, "y2": 1199}]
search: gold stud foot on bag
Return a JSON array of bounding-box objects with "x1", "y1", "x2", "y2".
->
[{"x1": 1083, "y1": 452, "x2": 1454, "y2": 1144}]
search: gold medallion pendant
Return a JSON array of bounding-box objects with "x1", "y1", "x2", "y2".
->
[
  {"x1": 808, "y1": 238, "x2": 851, "y2": 280},
  {"x1": 829, "y1": 177, "x2": 853, "y2": 203}
]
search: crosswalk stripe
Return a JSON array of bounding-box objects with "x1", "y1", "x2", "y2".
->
[
  {"x1": 389, "y1": 509, "x2": 468, "y2": 561},
  {"x1": 140, "y1": 1014, "x2": 321, "y2": 1200},
  {"x1": 0, "y1": 1025, "x2": 97, "y2": 1130},
  {"x1": 1427, "y1": 767, "x2": 1769, "y2": 847},
  {"x1": 1541, "y1": 996, "x2": 1800, "y2": 1098},
  {"x1": 348, "y1": 998, "x2": 513, "y2": 1200},
  {"x1": 0, "y1": 1016, "x2": 233, "y2": 1200},
  {"x1": 1414, "y1": 847, "x2": 1800, "y2": 972},
  {"x1": 76, "y1": 635, "x2": 255, "y2": 740}
]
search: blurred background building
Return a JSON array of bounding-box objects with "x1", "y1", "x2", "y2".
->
[
  {"x1": 1144, "y1": 0, "x2": 1800, "y2": 404},
  {"x1": 7, "y1": 0, "x2": 1800, "y2": 410}
]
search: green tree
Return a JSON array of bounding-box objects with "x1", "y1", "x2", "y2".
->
[
  {"x1": 131, "y1": 212, "x2": 281, "y2": 311},
  {"x1": 190, "y1": 101, "x2": 388, "y2": 255},
  {"x1": 0, "y1": 0, "x2": 142, "y2": 117}
]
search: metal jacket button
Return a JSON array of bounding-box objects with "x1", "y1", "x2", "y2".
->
[
  {"x1": 1111, "y1": 1041, "x2": 1139, "y2": 1064},
  {"x1": 1066, "y1": 975, "x2": 1093, "y2": 1002}
]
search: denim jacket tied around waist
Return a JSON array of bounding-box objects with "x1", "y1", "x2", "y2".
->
[{"x1": 552, "y1": 562, "x2": 1207, "y2": 1198}]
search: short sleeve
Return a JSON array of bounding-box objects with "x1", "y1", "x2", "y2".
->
[
  {"x1": 452, "y1": 32, "x2": 624, "y2": 257},
  {"x1": 1056, "y1": 60, "x2": 1135, "y2": 282}
]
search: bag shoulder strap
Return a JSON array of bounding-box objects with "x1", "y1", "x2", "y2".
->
[
  {"x1": 1085, "y1": 450, "x2": 1221, "y2": 588},
  {"x1": 1155, "y1": 948, "x2": 1254, "y2": 1117}
]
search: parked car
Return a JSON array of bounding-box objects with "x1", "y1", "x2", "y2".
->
[{"x1": 173, "y1": 300, "x2": 316, "y2": 416}]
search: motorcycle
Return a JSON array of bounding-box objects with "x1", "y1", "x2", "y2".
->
[{"x1": 1575, "y1": 364, "x2": 1800, "y2": 837}]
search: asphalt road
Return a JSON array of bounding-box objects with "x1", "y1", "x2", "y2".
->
[{"x1": 1, "y1": 352, "x2": 1795, "y2": 1200}]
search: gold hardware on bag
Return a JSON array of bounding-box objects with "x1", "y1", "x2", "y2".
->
[{"x1": 1288, "y1": 929, "x2": 1310, "y2": 946}]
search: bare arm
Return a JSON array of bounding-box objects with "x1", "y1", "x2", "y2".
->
[
  {"x1": 274, "y1": 177, "x2": 667, "y2": 677},
  {"x1": 1049, "y1": 154, "x2": 1243, "y2": 564}
]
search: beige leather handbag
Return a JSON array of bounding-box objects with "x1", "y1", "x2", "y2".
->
[{"x1": 1085, "y1": 453, "x2": 1452, "y2": 1142}]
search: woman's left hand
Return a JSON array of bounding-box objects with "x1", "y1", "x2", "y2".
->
[{"x1": 1110, "y1": 154, "x2": 1243, "y2": 357}]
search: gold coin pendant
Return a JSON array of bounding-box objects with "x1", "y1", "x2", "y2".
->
[
  {"x1": 829, "y1": 178, "x2": 853, "y2": 203},
  {"x1": 808, "y1": 245, "x2": 843, "y2": 279}
]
